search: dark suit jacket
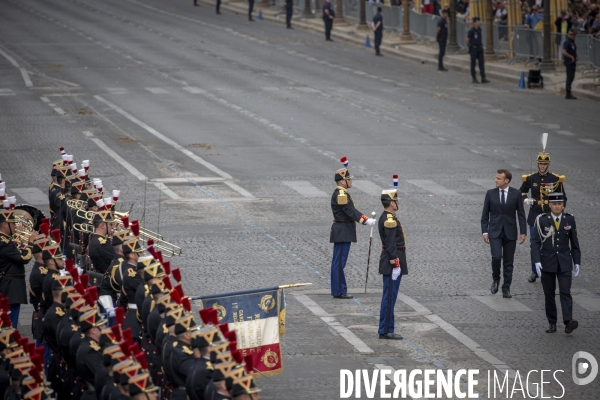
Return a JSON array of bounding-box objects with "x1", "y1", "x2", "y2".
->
[
  {"x1": 481, "y1": 186, "x2": 527, "y2": 240},
  {"x1": 531, "y1": 212, "x2": 581, "y2": 273}
]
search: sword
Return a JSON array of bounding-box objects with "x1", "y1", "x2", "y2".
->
[{"x1": 365, "y1": 211, "x2": 376, "y2": 294}]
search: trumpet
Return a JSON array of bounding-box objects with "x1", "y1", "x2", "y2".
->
[
  {"x1": 76, "y1": 209, "x2": 95, "y2": 221},
  {"x1": 113, "y1": 212, "x2": 182, "y2": 257},
  {"x1": 67, "y1": 199, "x2": 86, "y2": 210},
  {"x1": 73, "y1": 223, "x2": 94, "y2": 234}
]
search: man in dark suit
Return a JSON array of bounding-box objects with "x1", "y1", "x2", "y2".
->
[
  {"x1": 531, "y1": 192, "x2": 580, "y2": 334},
  {"x1": 481, "y1": 169, "x2": 527, "y2": 298}
]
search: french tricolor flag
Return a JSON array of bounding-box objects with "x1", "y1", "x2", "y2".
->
[
  {"x1": 393, "y1": 174, "x2": 398, "y2": 187},
  {"x1": 340, "y1": 156, "x2": 348, "y2": 168}
]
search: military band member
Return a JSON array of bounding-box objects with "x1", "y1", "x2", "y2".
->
[
  {"x1": 377, "y1": 185, "x2": 407, "y2": 340},
  {"x1": 169, "y1": 315, "x2": 200, "y2": 400},
  {"x1": 531, "y1": 192, "x2": 580, "y2": 334},
  {"x1": 520, "y1": 136, "x2": 566, "y2": 283},
  {"x1": 121, "y1": 237, "x2": 145, "y2": 342},
  {"x1": 0, "y1": 208, "x2": 35, "y2": 328},
  {"x1": 329, "y1": 157, "x2": 376, "y2": 299},
  {"x1": 76, "y1": 308, "x2": 108, "y2": 400},
  {"x1": 29, "y1": 234, "x2": 48, "y2": 343},
  {"x1": 89, "y1": 211, "x2": 116, "y2": 275},
  {"x1": 40, "y1": 241, "x2": 64, "y2": 315}
]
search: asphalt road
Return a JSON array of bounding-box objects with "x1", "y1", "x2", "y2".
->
[{"x1": 1, "y1": 0, "x2": 599, "y2": 398}]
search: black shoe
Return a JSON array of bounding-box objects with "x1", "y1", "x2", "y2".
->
[
  {"x1": 565, "y1": 320, "x2": 578, "y2": 334},
  {"x1": 528, "y1": 273, "x2": 537, "y2": 283},
  {"x1": 472, "y1": 78, "x2": 480, "y2": 84},
  {"x1": 481, "y1": 78, "x2": 491, "y2": 83},
  {"x1": 334, "y1": 294, "x2": 353, "y2": 299},
  {"x1": 379, "y1": 333, "x2": 403, "y2": 340},
  {"x1": 287, "y1": 25, "x2": 293, "y2": 29},
  {"x1": 503, "y1": 290, "x2": 512, "y2": 298},
  {"x1": 376, "y1": 53, "x2": 383, "y2": 56},
  {"x1": 438, "y1": 67, "x2": 448, "y2": 71},
  {"x1": 249, "y1": 18, "x2": 254, "y2": 21},
  {"x1": 326, "y1": 38, "x2": 333, "y2": 41},
  {"x1": 491, "y1": 280, "x2": 499, "y2": 294},
  {"x1": 546, "y1": 324, "x2": 557, "y2": 333},
  {"x1": 217, "y1": 11, "x2": 221, "y2": 14},
  {"x1": 566, "y1": 94, "x2": 577, "y2": 99}
]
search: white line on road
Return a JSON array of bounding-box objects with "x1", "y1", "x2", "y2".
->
[
  {"x1": 294, "y1": 294, "x2": 374, "y2": 353},
  {"x1": 0, "y1": 46, "x2": 33, "y2": 87},
  {"x1": 20, "y1": 69, "x2": 33, "y2": 87},
  {"x1": 53, "y1": 107, "x2": 66, "y2": 115},
  {"x1": 182, "y1": 87, "x2": 206, "y2": 94},
  {"x1": 579, "y1": 138, "x2": 599, "y2": 144},
  {"x1": 152, "y1": 183, "x2": 181, "y2": 200},
  {"x1": 555, "y1": 130, "x2": 575, "y2": 136},
  {"x1": 572, "y1": 294, "x2": 600, "y2": 312},
  {"x1": 149, "y1": 177, "x2": 226, "y2": 183},
  {"x1": 472, "y1": 296, "x2": 533, "y2": 312},
  {"x1": 40, "y1": 97, "x2": 50, "y2": 103},
  {"x1": 223, "y1": 181, "x2": 254, "y2": 198},
  {"x1": 145, "y1": 87, "x2": 169, "y2": 94},
  {"x1": 282, "y1": 181, "x2": 328, "y2": 197},
  {"x1": 405, "y1": 180, "x2": 459, "y2": 196},
  {"x1": 352, "y1": 180, "x2": 384, "y2": 196}
]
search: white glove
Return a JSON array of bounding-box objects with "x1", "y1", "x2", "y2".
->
[
  {"x1": 524, "y1": 198, "x2": 535, "y2": 206},
  {"x1": 76, "y1": 265, "x2": 84, "y2": 275},
  {"x1": 106, "y1": 307, "x2": 116, "y2": 317},
  {"x1": 391, "y1": 267, "x2": 401, "y2": 281},
  {"x1": 573, "y1": 264, "x2": 580, "y2": 277},
  {"x1": 365, "y1": 218, "x2": 377, "y2": 226},
  {"x1": 535, "y1": 262, "x2": 543, "y2": 277}
]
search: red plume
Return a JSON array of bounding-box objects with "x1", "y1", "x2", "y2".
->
[
  {"x1": 340, "y1": 156, "x2": 347, "y2": 164},
  {"x1": 39, "y1": 223, "x2": 49, "y2": 237},
  {"x1": 130, "y1": 221, "x2": 140, "y2": 237},
  {"x1": 80, "y1": 274, "x2": 89, "y2": 288},
  {"x1": 229, "y1": 340, "x2": 237, "y2": 352},
  {"x1": 30, "y1": 354, "x2": 42, "y2": 368},
  {"x1": 88, "y1": 286, "x2": 98, "y2": 301},
  {"x1": 11, "y1": 330, "x2": 21, "y2": 342},
  {"x1": 69, "y1": 267, "x2": 79, "y2": 282},
  {"x1": 18, "y1": 337, "x2": 29, "y2": 348},
  {"x1": 1, "y1": 312, "x2": 11, "y2": 327},
  {"x1": 156, "y1": 251, "x2": 163, "y2": 264},
  {"x1": 35, "y1": 346, "x2": 45, "y2": 360},
  {"x1": 209, "y1": 309, "x2": 219, "y2": 325},
  {"x1": 122, "y1": 328, "x2": 132, "y2": 345},
  {"x1": 244, "y1": 355, "x2": 254, "y2": 374},
  {"x1": 0, "y1": 298, "x2": 8, "y2": 312},
  {"x1": 226, "y1": 331, "x2": 236, "y2": 342},
  {"x1": 181, "y1": 297, "x2": 191, "y2": 312},
  {"x1": 162, "y1": 276, "x2": 172, "y2": 291},
  {"x1": 41, "y1": 217, "x2": 50, "y2": 226},
  {"x1": 174, "y1": 284, "x2": 184, "y2": 299},
  {"x1": 65, "y1": 258, "x2": 74, "y2": 270},
  {"x1": 147, "y1": 238, "x2": 154, "y2": 247},
  {"x1": 121, "y1": 216, "x2": 129, "y2": 228},
  {"x1": 135, "y1": 352, "x2": 148, "y2": 370},
  {"x1": 25, "y1": 342, "x2": 35, "y2": 356},
  {"x1": 51, "y1": 229, "x2": 61, "y2": 243},
  {"x1": 74, "y1": 282, "x2": 85, "y2": 296},
  {"x1": 147, "y1": 245, "x2": 157, "y2": 258},
  {"x1": 218, "y1": 323, "x2": 229, "y2": 335},
  {"x1": 119, "y1": 342, "x2": 131, "y2": 357},
  {"x1": 232, "y1": 350, "x2": 243, "y2": 364},
  {"x1": 115, "y1": 307, "x2": 125, "y2": 325},
  {"x1": 111, "y1": 325, "x2": 122, "y2": 342},
  {"x1": 170, "y1": 289, "x2": 182, "y2": 305},
  {"x1": 199, "y1": 309, "x2": 209, "y2": 324},
  {"x1": 30, "y1": 369, "x2": 42, "y2": 384},
  {"x1": 171, "y1": 268, "x2": 181, "y2": 283},
  {"x1": 128, "y1": 343, "x2": 140, "y2": 357},
  {"x1": 393, "y1": 174, "x2": 399, "y2": 179},
  {"x1": 84, "y1": 293, "x2": 95, "y2": 307},
  {"x1": 162, "y1": 260, "x2": 170, "y2": 275}
]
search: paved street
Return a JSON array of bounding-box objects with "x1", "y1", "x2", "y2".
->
[{"x1": 1, "y1": 0, "x2": 599, "y2": 398}]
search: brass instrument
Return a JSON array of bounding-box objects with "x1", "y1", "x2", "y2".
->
[
  {"x1": 113, "y1": 212, "x2": 181, "y2": 257},
  {"x1": 67, "y1": 199, "x2": 86, "y2": 210},
  {"x1": 73, "y1": 223, "x2": 94, "y2": 234},
  {"x1": 76, "y1": 209, "x2": 95, "y2": 221},
  {"x1": 11, "y1": 209, "x2": 34, "y2": 249}
]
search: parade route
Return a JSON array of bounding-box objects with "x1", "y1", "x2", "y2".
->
[{"x1": 1, "y1": 0, "x2": 599, "y2": 398}]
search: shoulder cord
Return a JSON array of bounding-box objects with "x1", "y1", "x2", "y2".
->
[{"x1": 535, "y1": 215, "x2": 555, "y2": 247}]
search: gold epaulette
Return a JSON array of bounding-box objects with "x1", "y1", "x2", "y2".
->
[
  {"x1": 337, "y1": 188, "x2": 348, "y2": 205},
  {"x1": 521, "y1": 172, "x2": 534, "y2": 182},
  {"x1": 383, "y1": 213, "x2": 397, "y2": 228},
  {"x1": 552, "y1": 173, "x2": 566, "y2": 183}
]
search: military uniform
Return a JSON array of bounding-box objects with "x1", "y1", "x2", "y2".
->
[
  {"x1": 76, "y1": 309, "x2": 108, "y2": 400},
  {"x1": 29, "y1": 257, "x2": 47, "y2": 341},
  {"x1": 329, "y1": 159, "x2": 374, "y2": 299},
  {"x1": 121, "y1": 261, "x2": 144, "y2": 342},
  {"x1": 531, "y1": 192, "x2": 580, "y2": 333},
  {"x1": 520, "y1": 145, "x2": 567, "y2": 281},
  {"x1": 89, "y1": 233, "x2": 114, "y2": 275},
  {"x1": 0, "y1": 209, "x2": 33, "y2": 327},
  {"x1": 377, "y1": 186, "x2": 407, "y2": 340}
]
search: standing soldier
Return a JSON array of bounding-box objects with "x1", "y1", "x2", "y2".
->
[
  {"x1": 372, "y1": 7, "x2": 383, "y2": 56},
  {"x1": 562, "y1": 29, "x2": 578, "y2": 99},
  {"x1": 466, "y1": 17, "x2": 490, "y2": 84},
  {"x1": 323, "y1": 0, "x2": 335, "y2": 41},
  {"x1": 377, "y1": 179, "x2": 407, "y2": 340},
  {"x1": 520, "y1": 134, "x2": 566, "y2": 283},
  {"x1": 89, "y1": 209, "x2": 115, "y2": 275},
  {"x1": 436, "y1": 9, "x2": 449, "y2": 71},
  {"x1": 76, "y1": 308, "x2": 108, "y2": 400},
  {"x1": 0, "y1": 207, "x2": 35, "y2": 328},
  {"x1": 531, "y1": 192, "x2": 580, "y2": 334},
  {"x1": 329, "y1": 157, "x2": 376, "y2": 300},
  {"x1": 285, "y1": 0, "x2": 293, "y2": 29}
]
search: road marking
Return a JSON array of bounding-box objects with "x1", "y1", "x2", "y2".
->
[
  {"x1": 472, "y1": 296, "x2": 533, "y2": 312},
  {"x1": 405, "y1": 180, "x2": 459, "y2": 196},
  {"x1": 397, "y1": 293, "x2": 548, "y2": 397},
  {"x1": 223, "y1": 181, "x2": 254, "y2": 198},
  {"x1": 579, "y1": 138, "x2": 599, "y2": 144},
  {"x1": 0, "y1": 89, "x2": 14, "y2": 96},
  {"x1": 94, "y1": 96, "x2": 234, "y2": 180},
  {"x1": 106, "y1": 88, "x2": 128, "y2": 94},
  {"x1": 282, "y1": 181, "x2": 328, "y2": 197},
  {"x1": 0, "y1": 46, "x2": 32, "y2": 87},
  {"x1": 149, "y1": 177, "x2": 226, "y2": 183},
  {"x1": 532, "y1": 123, "x2": 560, "y2": 129},
  {"x1": 573, "y1": 294, "x2": 600, "y2": 312},
  {"x1": 163, "y1": 197, "x2": 269, "y2": 204},
  {"x1": 183, "y1": 87, "x2": 206, "y2": 94},
  {"x1": 555, "y1": 130, "x2": 575, "y2": 136},
  {"x1": 83, "y1": 130, "x2": 179, "y2": 200},
  {"x1": 53, "y1": 107, "x2": 66, "y2": 115},
  {"x1": 294, "y1": 294, "x2": 374, "y2": 353},
  {"x1": 40, "y1": 97, "x2": 50, "y2": 103},
  {"x1": 146, "y1": 87, "x2": 169, "y2": 94},
  {"x1": 11, "y1": 188, "x2": 48, "y2": 205},
  {"x1": 468, "y1": 178, "x2": 492, "y2": 190},
  {"x1": 352, "y1": 180, "x2": 384, "y2": 196}
]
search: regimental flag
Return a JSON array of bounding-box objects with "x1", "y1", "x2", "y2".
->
[{"x1": 198, "y1": 288, "x2": 286, "y2": 377}]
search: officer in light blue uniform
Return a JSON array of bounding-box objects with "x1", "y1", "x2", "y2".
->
[
  {"x1": 377, "y1": 181, "x2": 407, "y2": 340},
  {"x1": 329, "y1": 157, "x2": 376, "y2": 299}
]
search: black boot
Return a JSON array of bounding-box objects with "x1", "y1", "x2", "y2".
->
[{"x1": 546, "y1": 324, "x2": 557, "y2": 333}]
